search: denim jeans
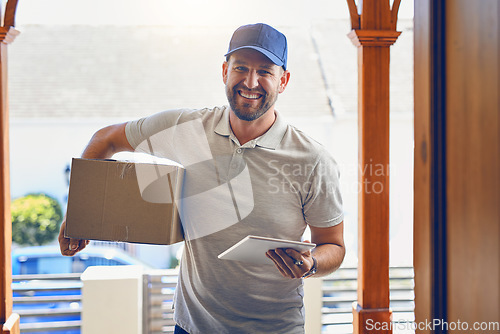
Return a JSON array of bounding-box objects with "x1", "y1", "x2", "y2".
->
[{"x1": 174, "y1": 324, "x2": 189, "y2": 334}]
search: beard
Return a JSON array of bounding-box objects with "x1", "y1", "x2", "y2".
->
[{"x1": 226, "y1": 84, "x2": 279, "y2": 122}]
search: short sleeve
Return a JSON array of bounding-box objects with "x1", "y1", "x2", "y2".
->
[
  {"x1": 302, "y1": 153, "x2": 344, "y2": 227},
  {"x1": 125, "y1": 109, "x2": 186, "y2": 149}
]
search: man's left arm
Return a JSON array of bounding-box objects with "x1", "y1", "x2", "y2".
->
[
  {"x1": 307, "y1": 222, "x2": 345, "y2": 276},
  {"x1": 266, "y1": 222, "x2": 345, "y2": 279}
]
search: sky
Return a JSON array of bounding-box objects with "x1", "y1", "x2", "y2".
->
[{"x1": 11, "y1": 0, "x2": 413, "y2": 27}]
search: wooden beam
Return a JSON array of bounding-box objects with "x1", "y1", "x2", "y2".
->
[
  {"x1": 346, "y1": 0, "x2": 360, "y2": 30},
  {"x1": 2, "y1": 314, "x2": 19, "y2": 334},
  {"x1": 445, "y1": 0, "x2": 499, "y2": 329},
  {"x1": 413, "y1": 0, "x2": 432, "y2": 333},
  {"x1": 348, "y1": 29, "x2": 401, "y2": 47},
  {"x1": 3, "y1": 0, "x2": 18, "y2": 28},
  {"x1": 0, "y1": 1, "x2": 20, "y2": 332},
  {"x1": 347, "y1": 0, "x2": 401, "y2": 333},
  {"x1": 390, "y1": 0, "x2": 402, "y2": 30},
  {"x1": 359, "y1": 0, "x2": 392, "y2": 30}
]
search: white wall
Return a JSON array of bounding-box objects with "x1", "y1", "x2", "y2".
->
[{"x1": 10, "y1": 118, "x2": 128, "y2": 205}]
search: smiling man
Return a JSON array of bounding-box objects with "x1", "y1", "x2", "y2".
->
[
  {"x1": 59, "y1": 23, "x2": 345, "y2": 334},
  {"x1": 224, "y1": 49, "x2": 286, "y2": 121}
]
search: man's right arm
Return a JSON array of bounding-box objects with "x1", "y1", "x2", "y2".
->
[
  {"x1": 81, "y1": 123, "x2": 134, "y2": 159},
  {"x1": 59, "y1": 122, "x2": 134, "y2": 256}
]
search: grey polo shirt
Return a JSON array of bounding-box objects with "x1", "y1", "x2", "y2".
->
[{"x1": 125, "y1": 105, "x2": 343, "y2": 334}]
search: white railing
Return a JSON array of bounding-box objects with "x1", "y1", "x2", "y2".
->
[
  {"x1": 142, "y1": 269, "x2": 178, "y2": 334},
  {"x1": 321, "y1": 266, "x2": 415, "y2": 333},
  {"x1": 12, "y1": 273, "x2": 82, "y2": 333},
  {"x1": 142, "y1": 266, "x2": 415, "y2": 334},
  {"x1": 13, "y1": 266, "x2": 414, "y2": 334}
]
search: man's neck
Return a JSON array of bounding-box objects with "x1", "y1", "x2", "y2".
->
[{"x1": 229, "y1": 108, "x2": 276, "y2": 145}]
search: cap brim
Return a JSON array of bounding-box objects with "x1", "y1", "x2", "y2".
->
[{"x1": 225, "y1": 46, "x2": 285, "y2": 69}]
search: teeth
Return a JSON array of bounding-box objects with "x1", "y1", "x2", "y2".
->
[{"x1": 239, "y1": 91, "x2": 261, "y2": 99}]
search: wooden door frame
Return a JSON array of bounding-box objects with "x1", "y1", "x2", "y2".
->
[
  {"x1": 0, "y1": 1, "x2": 20, "y2": 333},
  {"x1": 414, "y1": 1, "x2": 449, "y2": 333}
]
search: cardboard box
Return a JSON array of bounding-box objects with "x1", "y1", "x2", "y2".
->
[{"x1": 65, "y1": 158, "x2": 184, "y2": 245}]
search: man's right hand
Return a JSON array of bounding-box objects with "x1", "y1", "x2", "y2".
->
[
  {"x1": 58, "y1": 122, "x2": 131, "y2": 256},
  {"x1": 58, "y1": 219, "x2": 89, "y2": 256}
]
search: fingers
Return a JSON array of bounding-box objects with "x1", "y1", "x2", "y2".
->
[
  {"x1": 58, "y1": 219, "x2": 89, "y2": 256},
  {"x1": 69, "y1": 238, "x2": 80, "y2": 251},
  {"x1": 60, "y1": 237, "x2": 89, "y2": 256},
  {"x1": 266, "y1": 253, "x2": 288, "y2": 277},
  {"x1": 266, "y1": 248, "x2": 311, "y2": 279},
  {"x1": 267, "y1": 249, "x2": 295, "y2": 277}
]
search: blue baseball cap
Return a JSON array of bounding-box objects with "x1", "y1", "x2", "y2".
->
[{"x1": 225, "y1": 23, "x2": 288, "y2": 70}]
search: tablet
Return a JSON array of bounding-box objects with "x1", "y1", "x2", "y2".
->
[{"x1": 217, "y1": 235, "x2": 316, "y2": 265}]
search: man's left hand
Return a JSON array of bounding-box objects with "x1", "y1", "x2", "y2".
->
[{"x1": 266, "y1": 244, "x2": 314, "y2": 279}]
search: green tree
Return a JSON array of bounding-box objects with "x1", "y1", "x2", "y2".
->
[{"x1": 11, "y1": 193, "x2": 63, "y2": 246}]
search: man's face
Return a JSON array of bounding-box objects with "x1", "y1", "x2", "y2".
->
[{"x1": 223, "y1": 49, "x2": 289, "y2": 122}]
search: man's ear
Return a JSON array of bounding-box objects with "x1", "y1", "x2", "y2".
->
[
  {"x1": 222, "y1": 61, "x2": 229, "y2": 84},
  {"x1": 278, "y1": 70, "x2": 291, "y2": 94}
]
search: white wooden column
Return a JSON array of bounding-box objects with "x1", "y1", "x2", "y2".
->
[{"x1": 81, "y1": 265, "x2": 144, "y2": 334}]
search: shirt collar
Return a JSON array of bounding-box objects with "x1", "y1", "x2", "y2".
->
[
  {"x1": 214, "y1": 105, "x2": 231, "y2": 136},
  {"x1": 214, "y1": 106, "x2": 287, "y2": 150}
]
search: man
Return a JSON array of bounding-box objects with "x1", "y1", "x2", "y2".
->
[{"x1": 59, "y1": 23, "x2": 345, "y2": 334}]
